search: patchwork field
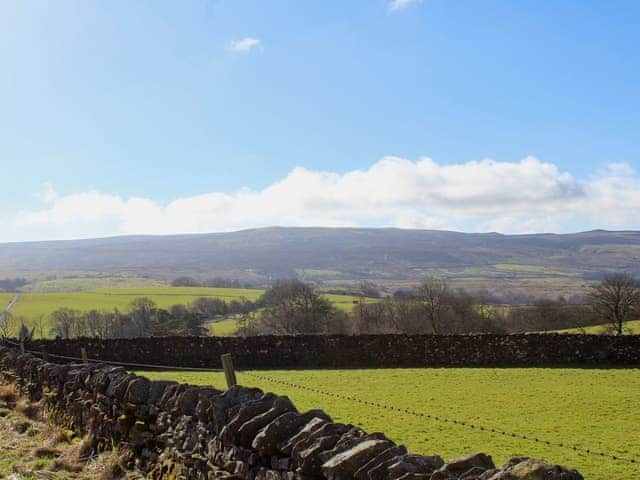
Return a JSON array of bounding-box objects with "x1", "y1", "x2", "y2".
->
[
  {"x1": 5, "y1": 287, "x2": 364, "y2": 338},
  {"x1": 141, "y1": 367, "x2": 640, "y2": 480}
]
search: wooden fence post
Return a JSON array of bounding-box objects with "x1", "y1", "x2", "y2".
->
[
  {"x1": 221, "y1": 353, "x2": 237, "y2": 388},
  {"x1": 19, "y1": 340, "x2": 25, "y2": 355},
  {"x1": 81, "y1": 347, "x2": 88, "y2": 365},
  {"x1": 42, "y1": 348, "x2": 48, "y2": 362}
]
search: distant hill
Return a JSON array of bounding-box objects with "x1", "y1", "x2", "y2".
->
[{"x1": 1, "y1": 227, "x2": 639, "y2": 296}]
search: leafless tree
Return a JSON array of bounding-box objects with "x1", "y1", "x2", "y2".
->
[
  {"x1": 0, "y1": 311, "x2": 16, "y2": 338},
  {"x1": 587, "y1": 273, "x2": 640, "y2": 335},
  {"x1": 414, "y1": 277, "x2": 451, "y2": 333}
]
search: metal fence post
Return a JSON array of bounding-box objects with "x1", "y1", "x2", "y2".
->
[{"x1": 221, "y1": 353, "x2": 237, "y2": 388}]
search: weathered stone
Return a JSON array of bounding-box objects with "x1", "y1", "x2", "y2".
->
[
  {"x1": 297, "y1": 435, "x2": 342, "y2": 476},
  {"x1": 290, "y1": 423, "x2": 352, "y2": 462},
  {"x1": 149, "y1": 380, "x2": 177, "y2": 405},
  {"x1": 220, "y1": 394, "x2": 278, "y2": 444},
  {"x1": 125, "y1": 377, "x2": 151, "y2": 404},
  {"x1": 176, "y1": 387, "x2": 203, "y2": 415},
  {"x1": 387, "y1": 454, "x2": 445, "y2": 478},
  {"x1": 236, "y1": 396, "x2": 297, "y2": 447},
  {"x1": 491, "y1": 458, "x2": 584, "y2": 480},
  {"x1": 478, "y1": 469, "x2": 501, "y2": 480},
  {"x1": 271, "y1": 456, "x2": 291, "y2": 470},
  {"x1": 430, "y1": 453, "x2": 495, "y2": 479},
  {"x1": 253, "y1": 410, "x2": 331, "y2": 456},
  {"x1": 321, "y1": 439, "x2": 394, "y2": 480},
  {"x1": 397, "y1": 474, "x2": 431, "y2": 480},
  {"x1": 212, "y1": 385, "x2": 265, "y2": 433},
  {"x1": 105, "y1": 372, "x2": 133, "y2": 399},
  {"x1": 318, "y1": 430, "x2": 389, "y2": 464},
  {"x1": 353, "y1": 445, "x2": 408, "y2": 480},
  {"x1": 279, "y1": 417, "x2": 329, "y2": 454},
  {"x1": 460, "y1": 466, "x2": 490, "y2": 479}
]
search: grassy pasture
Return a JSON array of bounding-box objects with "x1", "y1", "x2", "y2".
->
[
  {"x1": 553, "y1": 320, "x2": 640, "y2": 335},
  {"x1": 8, "y1": 287, "x2": 366, "y2": 337},
  {"x1": 140, "y1": 367, "x2": 640, "y2": 480},
  {"x1": 207, "y1": 318, "x2": 241, "y2": 336},
  {"x1": 0, "y1": 293, "x2": 14, "y2": 311}
]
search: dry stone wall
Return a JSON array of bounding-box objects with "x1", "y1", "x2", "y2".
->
[
  {"x1": 0, "y1": 346, "x2": 585, "y2": 480},
  {"x1": 24, "y1": 333, "x2": 640, "y2": 369}
]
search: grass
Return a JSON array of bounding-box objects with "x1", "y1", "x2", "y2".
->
[
  {"x1": 553, "y1": 319, "x2": 640, "y2": 335},
  {"x1": 8, "y1": 286, "x2": 368, "y2": 338},
  {"x1": 139, "y1": 367, "x2": 640, "y2": 480},
  {"x1": 207, "y1": 317, "x2": 240, "y2": 336},
  {"x1": 0, "y1": 381, "x2": 138, "y2": 479},
  {"x1": 1, "y1": 292, "x2": 14, "y2": 310}
]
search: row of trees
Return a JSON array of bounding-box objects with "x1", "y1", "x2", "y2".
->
[
  {"x1": 49, "y1": 298, "x2": 208, "y2": 339},
  {"x1": 237, "y1": 274, "x2": 640, "y2": 336},
  {"x1": 5, "y1": 273, "x2": 638, "y2": 340}
]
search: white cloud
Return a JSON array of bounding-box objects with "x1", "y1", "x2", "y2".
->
[
  {"x1": 34, "y1": 182, "x2": 58, "y2": 203},
  {"x1": 389, "y1": 0, "x2": 420, "y2": 11},
  {"x1": 229, "y1": 37, "x2": 262, "y2": 54},
  {"x1": 8, "y1": 156, "x2": 640, "y2": 241}
]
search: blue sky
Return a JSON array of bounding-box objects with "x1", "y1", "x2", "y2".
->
[{"x1": 1, "y1": 0, "x2": 639, "y2": 241}]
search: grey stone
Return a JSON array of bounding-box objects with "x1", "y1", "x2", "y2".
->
[
  {"x1": 149, "y1": 380, "x2": 178, "y2": 405},
  {"x1": 492, "y1": 458, "x2": 584, "y2": 480},
  {"x1": 220, "y1": 394, "x2": 278, "y2": 444},
  {"x1": 387, "y1": 454, "x2": 445, "y2": 478},
  {"x1": 431, "y1": 453, "x2": 495, "y2": 479},
  {"x1": 236, "y1": 396, "x2": 297, "y2": 447},
  {"x1": 125, "y1": 377, "x2": 151, "y2": 404},
  {"x1": 253, "y1": 410, "x2": 331, "y2": 456},
  {"x1": 279, "y1": 417, "x2": 329, "y2": 455},
  {"x1": 353, "y1": 445, "x2": 408, "y2": 480},
  {"x1": 321, "y1": 439, "x2": 395, "y2": 480}
]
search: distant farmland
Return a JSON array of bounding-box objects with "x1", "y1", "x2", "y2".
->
[{"x1": 6, "y1": 286, "x2": 364, "y2": 338}]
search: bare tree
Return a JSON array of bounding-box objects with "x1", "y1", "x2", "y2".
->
[
  {"x1": 50, "y1": 308, "x2": 81, "y2": 339},
  {"x1": 0, "y1": 311, "x2": 15, "y2": 339},
  {"x1": 587, "y1": 273, "x2": 640, "y2": 335},
  {"x1": 414, "y1": 277, "x2": 451, "y2": 333}
]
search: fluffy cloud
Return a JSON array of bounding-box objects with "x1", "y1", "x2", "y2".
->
[
  {"x1": 389, "y1": 0, "x2": 420, "y2": 11},
  {"x1": 229, "y1": 37, "x2": 262, "y2": 53},
  {"x1": 10, "y1": 156, "x2": 640, "y2": 241}
]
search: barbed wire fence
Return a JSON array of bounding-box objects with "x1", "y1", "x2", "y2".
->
[{"x1": 1, "y1": 337, "x2": 637, "y2": 468}]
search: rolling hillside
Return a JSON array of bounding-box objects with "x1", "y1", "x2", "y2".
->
[{"x1": 1, "y1": 227, "x2": 639, "y2": 295}]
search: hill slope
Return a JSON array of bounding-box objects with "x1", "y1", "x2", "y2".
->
[{"x1": 1, "y1": 227, "x2": 639, "y2": 294}]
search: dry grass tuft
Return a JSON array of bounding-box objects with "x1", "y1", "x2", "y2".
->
[
  {"x1": 89, "y1": 448, "x2": 128, "y2": 480},
  {"x1": 0, "y1": 384, "x2": 19, "y2": 404},
  {"x1": 53, "y1": 458, "x2": 85, "y2": 473},
  {"x1": 43, "y1": 423, "x2": 74, "y2": 445},
  {"x1": 34, "y1": 445, "x2": 63, "y2": 458},
  {"x1": 16, "y1": 399, "x2": 42, "y2": 420}
]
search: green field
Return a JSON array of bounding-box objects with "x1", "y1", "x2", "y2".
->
[
  {"x1": 207, "y1": 318, "x2": 241, "y2": 336},
  {"x1": 0, "y1": 293, "x2": 13, "y2": 311},
  {"x1": 7, "y1": 287, "x2": 366, "y2": 338},
  {"x1": 140, "y1": 367, "x2": 640, "y2": 480},
  {"x1": 553, "y1": 320, "x2": 640, "y2": 335}
]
